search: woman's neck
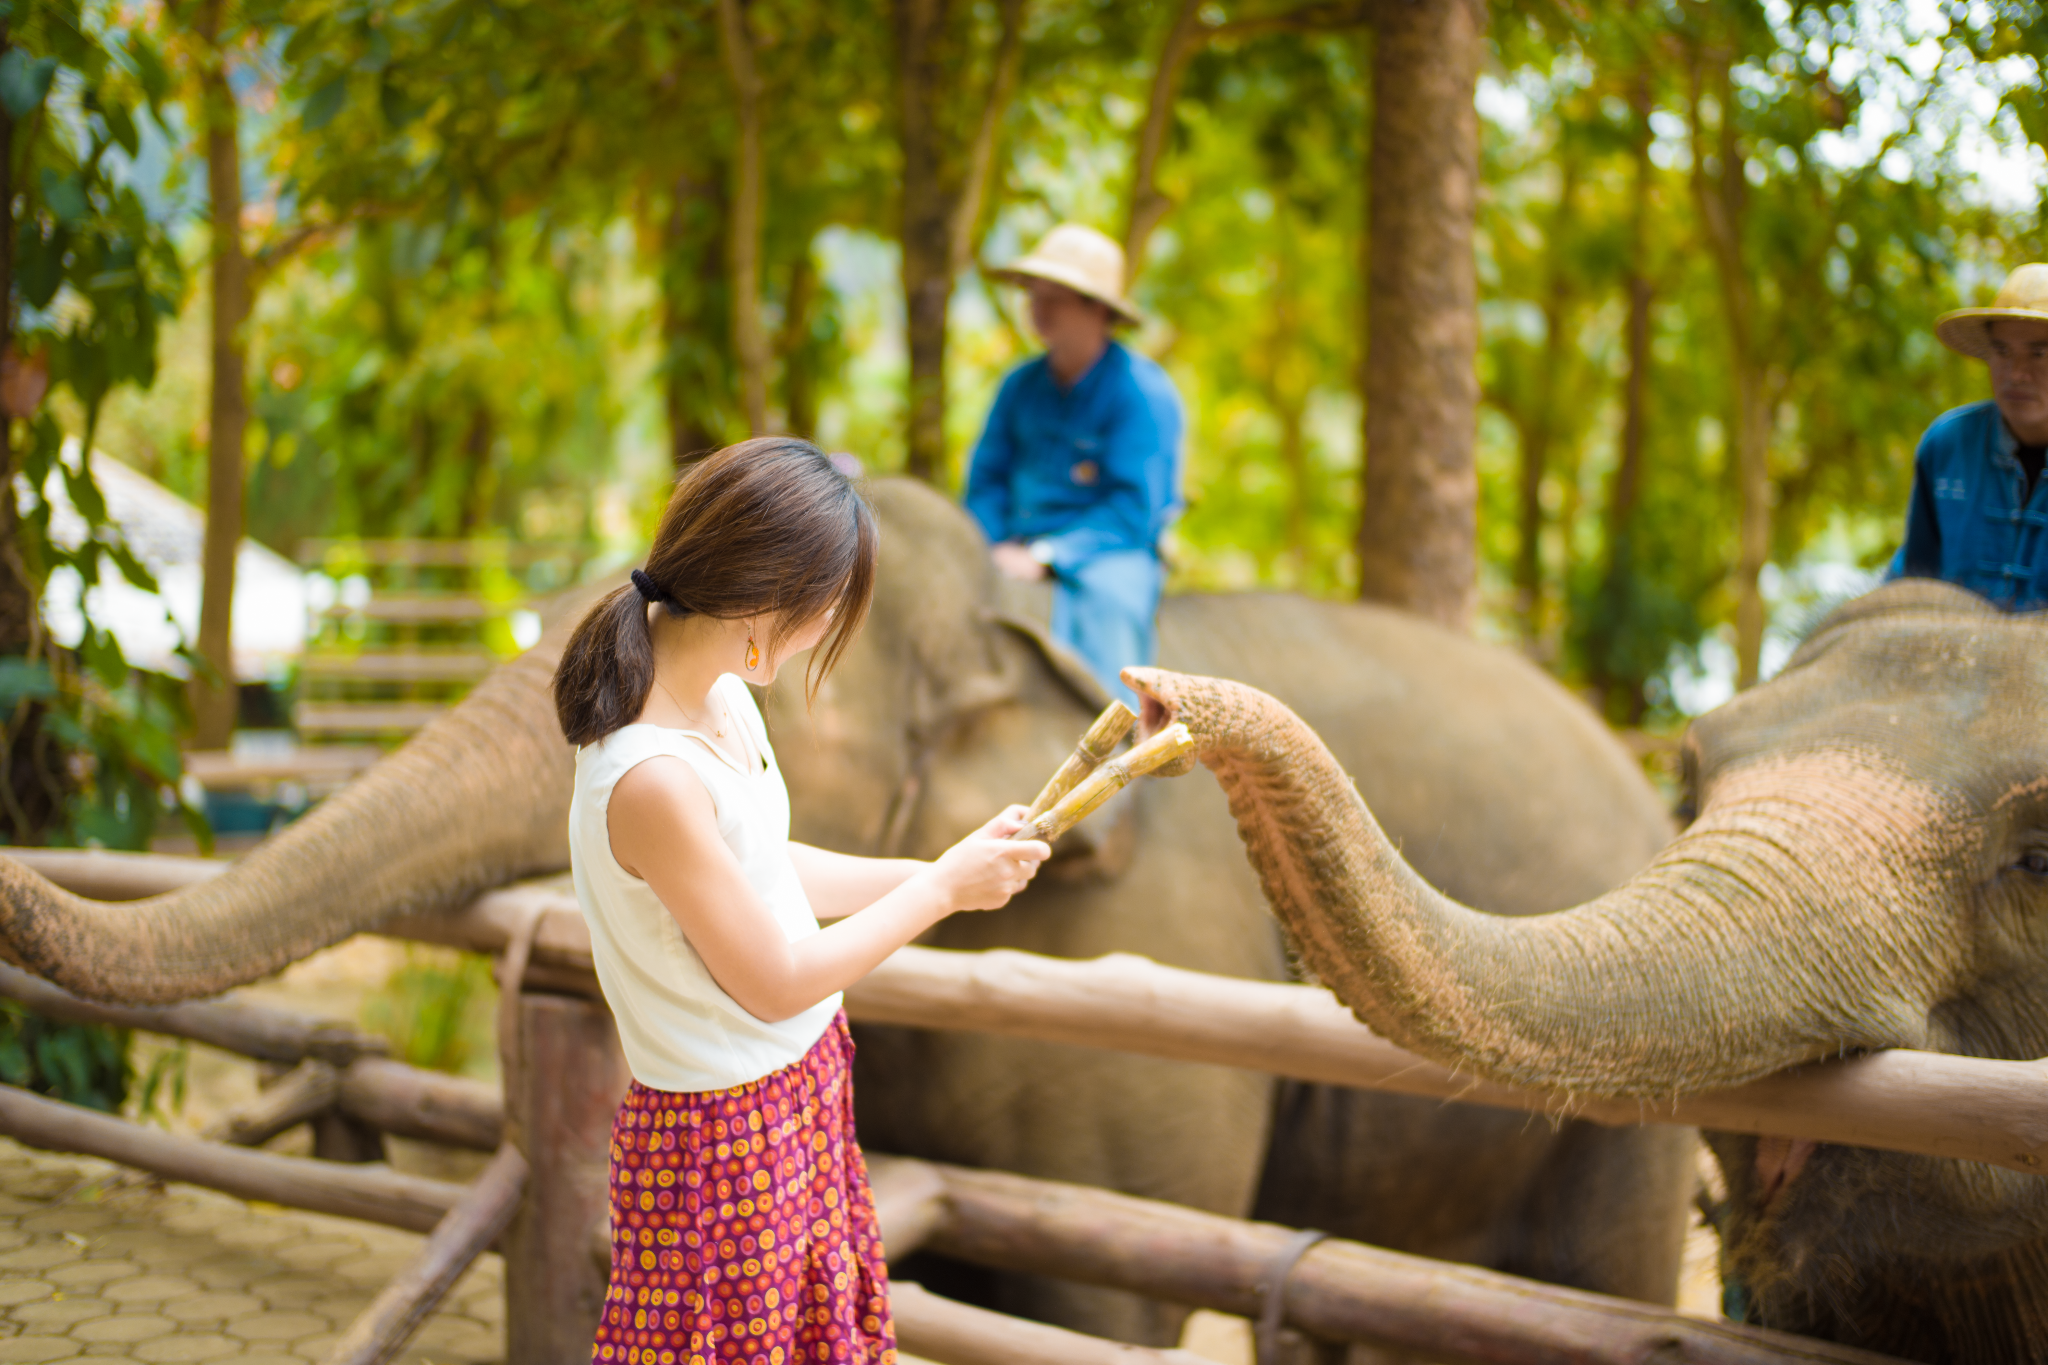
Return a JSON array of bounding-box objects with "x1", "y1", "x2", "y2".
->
[{"x1": 643, "y1": 610, "x2": 741, "y2": 726}]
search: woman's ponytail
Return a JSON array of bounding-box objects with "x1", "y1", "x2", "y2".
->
[{"x1": 552, "y1": 584, "x2": 659, "y2": 746}]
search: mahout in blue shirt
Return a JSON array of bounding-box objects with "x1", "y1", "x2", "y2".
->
[
  {"x1": 1887, "y1": 400, "x2": 2048, "y2": 611},
  {"x1": 964, "y1": 340, "x2": 1184, "y2": 574}
]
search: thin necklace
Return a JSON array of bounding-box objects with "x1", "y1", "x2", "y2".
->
[{"x1": 653, "y1": 676, "x2": 723, "y2": 737}]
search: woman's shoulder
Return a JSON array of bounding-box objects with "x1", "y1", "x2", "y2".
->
[{"x1": 582, "y1": 724, "x2": 723, "y2": 789}]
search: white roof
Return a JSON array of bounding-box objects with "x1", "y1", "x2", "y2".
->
[{"x1": 32, "y1": 446, "x2": 306, "y2": 679}]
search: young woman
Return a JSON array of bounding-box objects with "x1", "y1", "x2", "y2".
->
[{"x1": 553, "y1": 438, "x2": 1050, "y2": 1365}]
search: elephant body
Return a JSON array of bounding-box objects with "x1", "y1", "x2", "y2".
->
[{"x1": 0, "y1": 477, "x2": 1695, "y2": 1347}]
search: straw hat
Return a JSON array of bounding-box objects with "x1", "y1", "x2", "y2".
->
[
  {"x1": 990, "y1": 224, "x2": 1142, "y2": 326},
  {"x1": 1935, "y1": 263, "x2": 2048, "y2": 360}
]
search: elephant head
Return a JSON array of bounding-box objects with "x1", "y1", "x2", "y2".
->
[
  {"x1": 761, "y1": 477, "x2": 1105, "y2": 865},
  {"x1": 1127, "y1": 577, "x2": 2048, "y2": 1359},
  {"x1": 0, "y1": 477, "x2": 1099, "y2": 1004}
]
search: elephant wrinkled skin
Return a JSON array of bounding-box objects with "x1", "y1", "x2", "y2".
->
[
  {"x1": 0, "y1": 478, "x2": 1693, "y2": 1346},
  {"x1": 1127, "y1": 578, "x2": 2048, "y2": 1362}
]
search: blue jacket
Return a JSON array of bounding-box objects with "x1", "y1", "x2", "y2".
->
[
  {"x1": 964, "y1": 341, "x2": 1184, "y2": 575},
  {"x1": 1886, "y1": 400, "x2": 2048, "y2": 611}
]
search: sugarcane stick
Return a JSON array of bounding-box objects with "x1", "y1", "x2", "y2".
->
[
  {"x1": 1020, "y1": 724, "x2": 1194, "y2": 844},
  {"x1": 1024, "y1": 701, "x2": 1137, "y2": 820}
]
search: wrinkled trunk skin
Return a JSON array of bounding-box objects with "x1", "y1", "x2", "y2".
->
[
  {"x1": 1124, "y1": 665, "x2": 1970, "y2": 1099},
  {"x1": 0, "y1": 628, "x2": 580, "y2": 1003}
]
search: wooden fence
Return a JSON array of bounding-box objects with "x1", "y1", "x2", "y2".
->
[{"x1": 4, "y1": 847, "x2": 2021, "y2": 1365}]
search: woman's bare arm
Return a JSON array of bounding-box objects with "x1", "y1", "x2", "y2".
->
[
  {"x1": 787, "y1": 843, "x2": 928, "y2": 921},
  {"x1": 609, "y1": 757, "x2": 1048, "y2": 1022}
]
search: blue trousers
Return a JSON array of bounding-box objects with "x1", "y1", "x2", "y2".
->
[{"x1": 1051, "y1": 550, "x2": 1161, "y2": 708}]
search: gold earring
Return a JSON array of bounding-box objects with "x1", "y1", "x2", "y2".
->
[{"x1": 746, "y1": 633, "x2": 759, "y2": 670}]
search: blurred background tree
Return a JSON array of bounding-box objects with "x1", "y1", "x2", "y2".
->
[{"x1": 48, "y1": 0, "x2": 2048, "y2": 764}]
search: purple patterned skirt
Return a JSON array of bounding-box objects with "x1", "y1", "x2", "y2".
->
[{"x1": 591, "y1": 1011, "x2": 897, "y2": 1365}]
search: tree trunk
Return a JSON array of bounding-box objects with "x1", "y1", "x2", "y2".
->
[
  {"x1": 1123, "y1": 0, "x2": 1205, "y2": 275},
  {"x1": 778, "y1": 251, "x2": 819, "y2": 440},
  {"x1": 894, "y1": 0, "x2": 1026, "y2": 485},
  {"x1": 1256, "y1": 223, "x2": 1312, "y2": 584},
  {"x1": 1513, "y1": 157, "x2": 1581, "y2": 648},
  {"x1": 1355, "y1": 0, "x2": 1485, "y2": 632},
  {"x1": 661, "y1": 167, "x2": 731, "y2": 470},
  {"x1": 191, "y1": 0, "x2": 249, "y2": 749},
  {"x1": 895, "y1": 0, "x2": 950, "y2": 484},
  {"x1": 1689, "y1": 48, "x2": 1770, "y2": 689},
  {"x1": 717, "y1": 0, "x2": 769, "y2": 436},
  {"x1": 947, "y1": 0, "x2": 1025, "y2": 280},
  {"x1": 459, "y1": 404, "x2": 494, "y2": 534},
  {"x1": 1591, "y1": 62, "x2": 1656, "y2": 721}
]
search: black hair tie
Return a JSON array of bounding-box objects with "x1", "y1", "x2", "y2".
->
[{"x1": 630, "y1": 568, "x2": 670, "y2": 605}]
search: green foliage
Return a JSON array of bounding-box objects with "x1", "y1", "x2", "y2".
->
[
  {"x1": 361, "y1": 945, "x2": 494, "y2": 1075},
  {"x1": 131, "y1": 1036, "x2": 189, "y2": 1126},
  {"x1": 1470, "y1": 0, "x2": 2037, "y2": 720},
  {"x1": 0, "y1": 0, "x2": 203, "y2": 850},
  {"x1": 58, "y1": 0, "x2": 2048, "y2": 740},
  {"x1": 242, "y1": 214, "x2": 623, "y2": 544},
  {"x1": 1150, "y1": 30, "x2": 1365, "y2": 595},
  {"x1": 0, "y1": 997, "x2": 130, "y2": 1111}
]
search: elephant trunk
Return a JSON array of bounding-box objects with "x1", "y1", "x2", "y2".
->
[
  {"x1": 0, "y1": 640, "x2": 574, "y2": 1005},
  {"x1": 1127, "y1": 667, "x2": 1971, "y2": 1100}
]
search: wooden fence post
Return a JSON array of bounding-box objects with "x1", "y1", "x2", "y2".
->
[{"x1": 503, "y1": 990, "x2": 630, "y2": 1365}]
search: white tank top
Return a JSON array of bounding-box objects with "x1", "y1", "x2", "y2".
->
[{"x1": 568, "y1": 673, "x2": 840, "y2": 1092}]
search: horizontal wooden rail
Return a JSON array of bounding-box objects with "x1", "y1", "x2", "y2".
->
[
  {"x1": 205, "y1": 1059, "x2": 341, "y2": 1147},
  {"x1": 294, "y1": 703, "x2": 454, "y2": 737},
  {"x1": 395, "y1": 881, "x2": 2048, "y2": 1176},
  {"x1": 2, "y1": 847, "x2": 227, "y2": 898},
  {"x1": 890, "y1": 1282, "x2": 1212, "y2": 1365},
  {"x1": 876, "y1": 1155, "x2": 1908, "y2": 1365},
  {"x1": 183, "y1": 746, "x2": 383, "y2": 791},
  {"x1": 297, "y1": 538, "x2": 579, "y2": 568},
  {"x1": 0, "y1": 959, "x2": 391, "y2": 1066},
  {"x1": 0, "y1": 1084, "x2": 465, "y2": 1233},
  {"x1": 298, "y1": 651, "x2": 500, "y2": 682},
  {"x1": 12, "y1": 851, "x2": 2048, "y2": 1175},
  {"x1": 0, "y1": 961, "x2": 502, "y2": 1150},
  {"x1": 313, "y1": 595, "x2": 502, "y2": 622},
  {"x1": 339, "y1": 1057, "x2": 502, "y2": 1150}
]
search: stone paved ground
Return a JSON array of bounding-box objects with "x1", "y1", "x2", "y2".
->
[{"x1": 0, "y1": 1138, "x2": 503, "y2": 1365}]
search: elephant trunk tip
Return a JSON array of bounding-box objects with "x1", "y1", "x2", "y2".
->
[
  {"x1": 1121, "y1": 668, "x2": 1202, "y2": 777},
  {"x1": 1121, "y1": 667, "x2": 1172, "y2": 722}
]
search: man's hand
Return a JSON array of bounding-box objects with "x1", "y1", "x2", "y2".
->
[{"x1": 993, "y1": 540, "x2": 1048, "y2": 582}]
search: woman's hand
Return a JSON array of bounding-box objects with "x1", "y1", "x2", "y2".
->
[{"x1": 925, "y1": 804, "x2": 1051, "y2": 911}]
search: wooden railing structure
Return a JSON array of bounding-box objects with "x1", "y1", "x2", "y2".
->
[
  {"x1": 8, "y1": 848, "x2": 2039, "y2": 1365},
  {"x1": 294, "y1": 539, "x2": 582, "y2": 742}
]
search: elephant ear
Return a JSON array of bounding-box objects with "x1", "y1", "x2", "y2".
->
[
  {"x1": 863, "y1": 480, "x2": 1027, "y2": 737},
  {"x1": 985, "y1": 605, "x2": 1113, "y2": 715}
]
